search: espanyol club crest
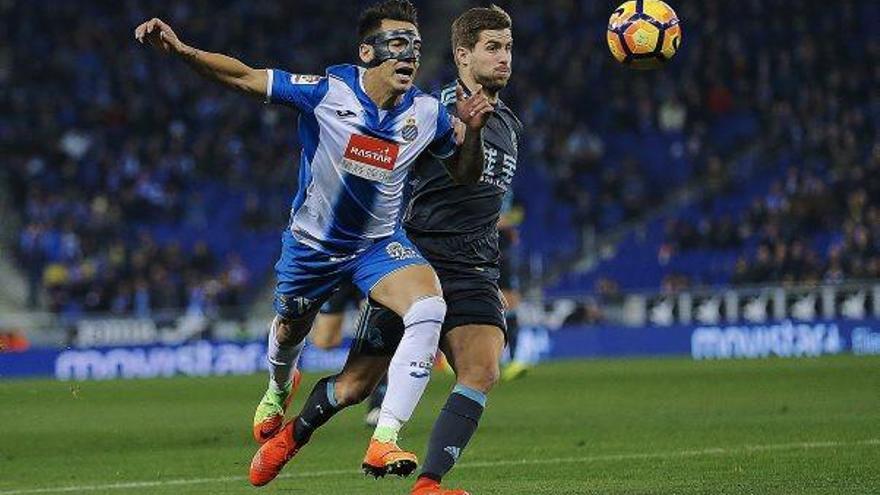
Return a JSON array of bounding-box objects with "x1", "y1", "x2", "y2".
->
[
  {"x1": 401, "y1": 116, "x2": 418, "y2": 142},
  {"x1": 385, "y1": 241, "x2": 419, "y2": 261}
]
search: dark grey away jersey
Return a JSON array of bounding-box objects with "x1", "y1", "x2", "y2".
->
[{"x1": 403, "y1": 81, "x2": 523, "y2": 236}]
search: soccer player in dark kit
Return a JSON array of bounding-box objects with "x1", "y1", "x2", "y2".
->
[
  {"x1": 392, "y1": 8, "x2": 521, "y2": 493},
  {"x1": 273, "y1": 6, "x2": 521, "y2": 494}
]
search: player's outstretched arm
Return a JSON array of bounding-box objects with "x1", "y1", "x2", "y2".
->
[
  {"x1": 443, "y1": 84, "x2": 494, "y2": 185},
  {"x1": 134, "y1": 18, "x2": 267, "y2": 99}
]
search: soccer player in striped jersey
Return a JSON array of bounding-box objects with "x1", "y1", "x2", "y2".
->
[
  {"x1": 244, "y1": 6, "x2": 522, "y2": 494},
  {"x1": 134, "y1": 0, "x2": 493, "y2": 487}
]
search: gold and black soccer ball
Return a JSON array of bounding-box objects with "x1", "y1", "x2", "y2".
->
[{"x1": 607, "y1": 0, "x2": 682, "y2": 70}]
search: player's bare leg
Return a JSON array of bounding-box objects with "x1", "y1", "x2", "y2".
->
[
  {"x1": 412, "y1": 324, "x2": 505, "y2": 495},
  {"x1": 311, "y1": 296, "x2": 385, "y2": 425},
  {"x1": 290, "y1": 352, "x2": 392, "y2": 444},
  {"x1": 363, "y1": 264, "x2": 446, "y2": 478},
  {"x1": 252, "y1": 314, "x2": 313, "y2": 444},
  {"x1": 441, "y1": 324, "x2": 505, "y2": 393},
  {"x1": 265, "y1": 354, "x2": 390, "y2": 475},
  {"x1": 311, "y1": 313, "x2": 345, "y2": 349}
]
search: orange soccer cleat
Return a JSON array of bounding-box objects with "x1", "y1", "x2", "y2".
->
[
  {"x1": 253, "y1": 369, "x2": 302, "y2": 444},
  {"x1": 411, "y1": 477, "x2": 470, "y2": 495},
  {"x1": 248, "y1": 420, "x2": 302, "y2": 487},
  {"x1": 362, "y1": 438, "x2": 419, "y2": 478}
]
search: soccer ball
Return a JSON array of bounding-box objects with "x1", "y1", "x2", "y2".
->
[{"x1": 607, "y1": 0, "x2": 682, "y2": 70}]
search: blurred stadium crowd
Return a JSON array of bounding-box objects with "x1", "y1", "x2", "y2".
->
[{"x1": 2, "y1": 0, "x2": 877, "y2": 317}]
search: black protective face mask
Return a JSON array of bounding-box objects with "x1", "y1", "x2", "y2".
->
[{"x1": 361, "y1": 29, "x2": 421, "y2": 67}]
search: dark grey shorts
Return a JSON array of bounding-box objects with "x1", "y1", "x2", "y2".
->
[{"x1": 351, "y1": 265, "x2": 506, "y2": 356}]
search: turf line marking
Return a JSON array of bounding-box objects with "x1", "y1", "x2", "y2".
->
[{"x1": 1, "y1": 438, "x2": 877, "y2": 494}]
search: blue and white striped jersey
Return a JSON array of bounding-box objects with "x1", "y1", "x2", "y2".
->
[{"x1": 266, "y1": 64, "x2": 456, "y2": 254}]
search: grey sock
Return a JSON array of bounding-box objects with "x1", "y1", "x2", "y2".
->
[{"x1": 420, "y1": 385, "x2": 486, "y2": 482}]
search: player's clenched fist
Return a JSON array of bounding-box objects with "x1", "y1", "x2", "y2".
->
[{"x1": 134, "y1": 18, "x2": 186, "y2": 55}]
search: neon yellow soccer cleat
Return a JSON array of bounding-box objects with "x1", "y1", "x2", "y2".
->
[{"x1": 252, "y1": 369, "x2": 302, "y2": 444}]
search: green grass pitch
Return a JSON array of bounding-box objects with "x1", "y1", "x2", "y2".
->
[{"x1": 1, "y1": 355, "x2": 878, "y2": 494}]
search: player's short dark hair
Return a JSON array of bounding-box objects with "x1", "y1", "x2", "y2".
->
[
  {"x1": 358, "y1": 0, "x2": 419, "y2": 40},
  {"x1": 451, "y1": 5, "x2": 512, "y2": 52}
]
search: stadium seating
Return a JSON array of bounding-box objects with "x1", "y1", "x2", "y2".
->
[
  {"x1": 3, "y1": 0, "x2": 877, "y2": 316},
  {"x1": 547, "y1": 0, "x2": 878, "y2": 295}
]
